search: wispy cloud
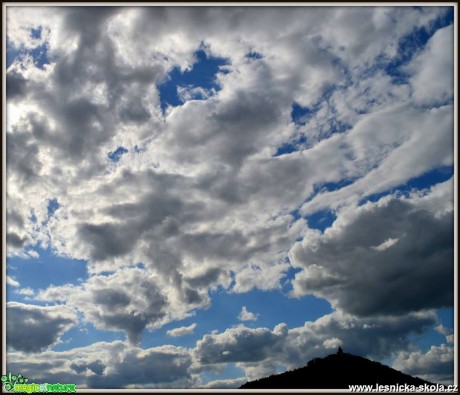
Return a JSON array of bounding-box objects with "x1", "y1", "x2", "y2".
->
[{"x1": 167, "y1": 323, "x2": 197, "y2": 337}]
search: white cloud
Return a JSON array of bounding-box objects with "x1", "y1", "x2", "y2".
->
[
  {"x1": 7, "y1": 276, "x2": 20, "y2": 287},
  {"x1": 393, "y1": 344, "x2": 454, "y2": 385},
  {"x1": 16, "y1": 287, "x2": 35, "y2": 296},
  {"x1": 406, "y1": 25, "x2": 454, "y2": 106},
  {"x1": 203, "y1": 377, "x2": 246, "y2": 389},
  {"x1": 301, "y1": 104, "x2": 453, "y2": 215},
  {"x1": 167, "y1": 323, "x2": 197, "y2": 337},
  {"x1": 238, "y1": 306, "x2": 259, "y2": 322},
  {"x1": 372, "y1": 237, "x2": 399, "y2": 252},
  {"x1": 323, "y1": 338, "x2": 342, "y2": 349}
]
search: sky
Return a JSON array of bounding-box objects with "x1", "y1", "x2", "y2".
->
[{"x1": 4, "y1": 4, "x2": 456, "y2": 390}]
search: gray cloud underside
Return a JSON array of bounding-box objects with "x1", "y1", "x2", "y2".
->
[
  {"x1": 7, "y1": 308, "x2": 453, "y2": 388},
  {"x1": 291, "y1": 181, "x2": 454, "y2": 316},
  {"x1": 7, "y1": 302, "x2": 77, "y2": 353}
]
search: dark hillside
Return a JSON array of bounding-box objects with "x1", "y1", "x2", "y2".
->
[{"x1": 240, "y1": 350, "x2": 433, "y2": 389}]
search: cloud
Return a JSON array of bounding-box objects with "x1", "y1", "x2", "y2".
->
[
  {"x1": 7, "y1": 276, "x2": 20, "y2": 287},
  {"x1": 5, "y1": 6, "x2": 454, "y2": 388},
  {"x1": 195, "y1": 310, "x2": 438, "y2": 381},
  {"x1": 301, "y1": 103, "x2": 453, "y2": 215},
  {"x1": 37, "y1": 267, "x2": 200, "y2": 344},
  {"x1": 7, "y1": 341, "x2": 194, "y2": 389},
  {"x1": 372, "y1": 237, "x2": 399, "y2": 252},
  {"x1": 323, "y1": 338, "x2": 342, "y2": 349},
  {"x1": 7, "y1": 302, "x2": 77, "y2": 353},
  {"x1": 393, "y1": 344, "x2": 454, "y2": 385},
  {"x1": 405, "y1": 25, "x2": 454, "y2": 106},
  {"x1": 196, "y1": 325, "x2": 286, "y2": 365},
  {"x1": 36, "y1": 266, "x2": 212, "y2": 344},
  {"x1": 16, "y1": 287, "x2": 35, "y2": 296},
  {"x1": 6, "y1": 8, "x2": 453, "y2": 303},
  {"x1": 167, "y1": 323, "x2": 197, "y2": 337},
  {"x1": 203, "y1": 377, "x2": 247, "y2": 389},
  {"x1": 291, "y1": 183, "x2": 454, "y2": 316},
  {"x1": 6, "y1": 309, "x2": 442, "y2": 387},
  {"x1": 238, "y1": 306, "x2": 259, "y2": 321}
]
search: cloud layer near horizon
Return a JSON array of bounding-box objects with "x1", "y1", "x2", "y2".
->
[{"x1": 6, "y1": 5, "x2": 454, "y2": 388}]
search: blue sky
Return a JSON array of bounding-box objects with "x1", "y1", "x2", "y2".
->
[{"x1": 4, "y1": 5, "x2": 455, "y2": 389}]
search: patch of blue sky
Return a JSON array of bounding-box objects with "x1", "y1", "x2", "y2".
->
[
  {"x1": 246, "y1": 51, "x2": 263, "y2": 60},
  {"x1": 360, "y1": 165, "x2": 453, "y2": 205},
  {"x1": 202, "y1": 288, "x2": 332, "y2": 331},
  {"x1": 327, "y1": 118, "x2": 352, "y2": 135},
  {"x1": 158, "y1": 49, "x2": 229, "y2": 113},
  {"x1": 200, "y1": 363, "x2": 246, "y2": 385},
  {"x1": 53, "y1": 322, "x2": 125, "y2": 352},
  {"x1": 140, "y1": 319, "x2": 200, "y2": 350},
  {"x1": 280, "y1": 265, "x2": 302, "y2": 291},
  {"x1": 291, "y1": 84, "x2": 339, "y2": 126},
  {"x1": 406, "y1": 308, "x2": 454, "y2": 353},
  {"x1": 47, "y1": 198, "x2": 60, "y2": 218},
  {"x1": 28, "y1": 210, "x2": 38, "y2": 224},
  {"x1": 6, "y1": 247, "x2": 88, "y2": 297},
  {"x1": 305, "y1": 209, "x2": 337, "y2": 233},
  {"x1": 6, "y1": 43, "x2": 22, "y2": 68},
  {"x1": 140, "y1": 288, "x2": 332, "y2": 350},
  {"x1": 7, "y1": 39, "x2": 49, "y2": 70},
  {"x1": 277, "y1": 86, "x2": 352, "y2": 157},
  {"x1": 30, "y1": 26, "x2": 43, "y2": 39},
  {"x1": 316, "y1": 178, "x2": 356, "y2": 194},
  {"x1": 290, "y1": 208, "x2": 302, "y2": 222},
  {"x1": 288, "y1": 177, "x2": 351, "y2": 232},
  {"x1": 107, "y1": 146, "x2": 128, "y2": 163},
  {"x1": 291, "y1": 102, "x2": 316, "y2": 126},
  {"x1": 274, "y1": 134, "x2": 307, "y2": 157},
  {"x1": 437, "y1": 307, "x2": 454, "y2": 330},
  {"x1": 368, "y1": 7, "x2": 454, "y2": 85}
]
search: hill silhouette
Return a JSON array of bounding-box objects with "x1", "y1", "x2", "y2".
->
[{"x1": 240, "y1": 349, "x2": 433, "y2": 389}]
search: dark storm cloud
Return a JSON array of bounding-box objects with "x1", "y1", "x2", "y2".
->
[
  {"x1": 6, "y1": 232, "x2": 26, "y2": 248},
  {"x1": 7, "y1": 302, "x2": 76, "y2": 353},
  {"x1": 291, "y1": 193, "x2": 454, "y2": 316},
  {"x1": 7, "y1": 127, "x2": 42, "y2": 184},
  {"x1": 78, "y1": 223, "x2": 136, "y2": 261},
  {"x1": 6, "y1": 69, "x2": 28, "y2": 100}
]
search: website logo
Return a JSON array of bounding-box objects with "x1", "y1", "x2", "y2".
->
[{"x1": 1, "y1": 372, "x2": 76, "y2": 393}]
